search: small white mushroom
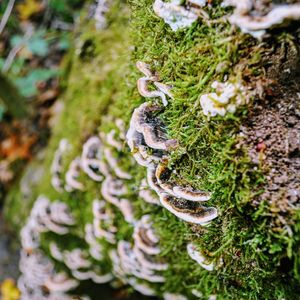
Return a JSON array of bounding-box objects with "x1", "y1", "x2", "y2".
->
[
  {"x1": 115, "y1": 118, "x2": 126, "y2": 140},
  {"x1": 50, "y1": 202, "x2": 75, "y2": 226},
  {"x1": 187, "y1": 243, "x2": 215, "y2": 271},
  {"x1": 153, "y1": 0, "x2": 198, "y2": 31},
  {"x1": 71, "y1": 270, "x2": 93, "y2": 281},
  {"x1": 133, "y1": 246, "x2": 168, "y2": 271},
  {"x1": 117, "y1": 241, "x2": 165, "y2": 283}
]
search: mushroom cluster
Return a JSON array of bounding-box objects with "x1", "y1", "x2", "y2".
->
[
  {"x1": 18, "y1": 249, "x2": 80, "y2": 300},
  {"x1": 199, "y1": 80, "x2": 250, "y2": 117},
  {"x1": 19, "y1": 196, "x2": 80, "y2": 299},
  {"x1": 223, "y1": 0, "x2": 300, "y2": 39},
  {"x1": 126, "y1": 63, "x2": 218, "y2": 225},
  {"x1": 109, "y1": 214, "x2": 168, "y2": 296},
  {"x1": 153, "y1": 0, "x2": 199, "y2": 31}
]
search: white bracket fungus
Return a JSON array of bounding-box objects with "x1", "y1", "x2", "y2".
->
[
  {"x1": 187, "y1": 243, "x2": 215, "y2": 271},
  {"x1": 153, "y1": 0, "x2": 198, "y2": 31},
  {"x1": 85, "y1": 223, "x2": 105, "y2": 260},
  {"x1": 65, "y1": 157, "x2": 84, "y2": 192},
  {"x1": 81, "y1": 136, "x2": 108, "y2": 181},
  {"x1": 159, "y1": 193, "x2": 218, "y2": 225},
  {"x1": 199, "y1": 80, "x2": 249, "y2": 117},
  {"x1": 64, "y1": 249, "x2": 92, "y2": 270},
  {"x1": 223, "y1": 1, "x2": 300, "y2": 39},
  {"x1": 139, "y1": 179, "x2": 161, "y2": 206},
  {"x1": 44, "y1": 273, "x2": 79, "y2": 293},
  {"x1": 104, "y1": 147, "x2": 132, "y2": 179},
  {"x1": 51, "y1": 139, "x2": 71, "y2": 193},
  {"x1": 163, "y1": 293, "x2": 188, "y2": 300}
]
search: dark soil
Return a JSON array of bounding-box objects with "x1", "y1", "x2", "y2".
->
[{"x1": 239, "y1": 41, "x2": 300, "y2": 229}]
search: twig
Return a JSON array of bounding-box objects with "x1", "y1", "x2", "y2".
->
[
  {"x1": 0, "y1": 0, "x2": 16, "y2": 36},
  {"x1": 2, "y1": 26, "x2": 33, "y2": 73}
]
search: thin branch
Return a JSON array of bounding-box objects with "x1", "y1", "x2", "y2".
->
[
  {"x1": 0, "y1": 0, "x2": 16, "y2": 36},
  {"x1": 2, "y1": 26, "x2": 33, "y2": 73}
]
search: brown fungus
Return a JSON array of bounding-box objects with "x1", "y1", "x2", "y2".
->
[{"x1": 159, "y1": 193, "x2": 218, "y2": 225}]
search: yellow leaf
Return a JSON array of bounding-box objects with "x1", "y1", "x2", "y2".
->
[
  {"x1": 16, "y1": 0, "x2": 43, "y2": 20},
  {"x1": 0, "y1": 279, "x2": 20, "y2": 300}
]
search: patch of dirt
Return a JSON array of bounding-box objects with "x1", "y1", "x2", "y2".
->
[{"x1": 238, "y1": 41, "x2": 300, "y2": 230}]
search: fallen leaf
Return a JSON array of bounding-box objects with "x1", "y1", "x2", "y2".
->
[
  {"x1": 0, "y1": 279, "x2": 20, "y2": 300},
  {"x1": 17, "y1": 0, "x2": 44, "y2": 20}
]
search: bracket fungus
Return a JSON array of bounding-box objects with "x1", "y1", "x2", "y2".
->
[
  {"x1": 44, "y1": 273, "x2": 79, "y2": 293},
  {"x1": 159, "y1": 193, "x2": 218, "y2": 225},
  {"x1": 85, "y1": 223, "x2": 105, "y2": 260},
  {"x1": 153, "y1": 0, "x2": 199, "y2": 31},
  {"x1": 18, "y1": 249, "x2": 79, "y2": 300},
  {"x1": 104, "y1": 147, "x2": 132, "y2": 180},
  {"x1": 65, "y1": 157, "x2": 84, "y2": 192},
  {"x1": 117, "y1": 240, "x2": 166, "y2": 283},
  {"x1": 187, "y1": 243, "x2": 215, "y2": 271},
  {"x1": 92, "y1": 199, "x2": 117, "y2": 244},
  {"x1": 126, "y1": 102, "x2": 177, "y2": 169},
  {"x1": 103, "y1": 129, "x2": 123, "y2": 151},
  {"x1": 139, "y1": 179, "x2": 161, "y2": 205},
  {"x1": 155, "y1": 159, "x2": 211, "y2": 201},
  {"x1": 200, "y1": 80, "x2": 250, "y2": 117},
  {"x1": 163, "y1": 293, "x2": 187, "y2": 300},
  {"x1": 64, "y1": 249, "x2": 92, "y2": 270},
  {"x1": 51, "y1": 139, "x2": 71, "y2": 193},
  {"x1": 81, "y1": 136, "x2": 108, "y2": 181},
  {"x1": 49, "y1": 242, "x2": 64, "y2": 262},
  {"x1": 223, "y1": 1, "x2": 300, "y2": 39},
  {"x1": 136, "y1": 61, "x2": 173, "y2": 106}
]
